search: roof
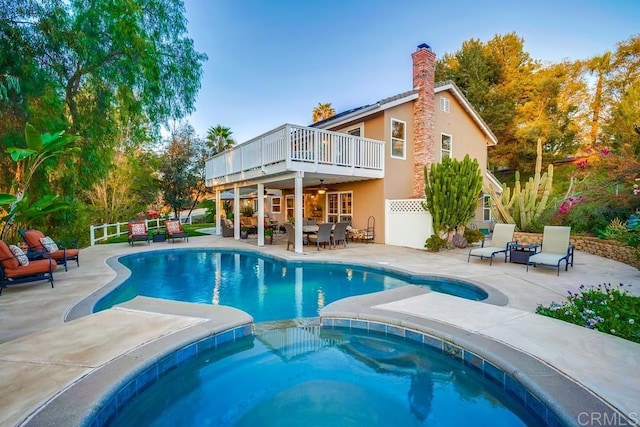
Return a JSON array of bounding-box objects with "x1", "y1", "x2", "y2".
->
[{"x1": 312, "y1": 82, "x2": 498, "y2": 146}]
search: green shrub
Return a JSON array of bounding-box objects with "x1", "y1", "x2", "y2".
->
[
  {"x1": 559, "y1": 201, "x2": 631, "y2": 235},
  {"x1": 425, "y1": 234, "x2": 448, "y2": 252},
  {"x1": 536, "y1": 283, "x2": 639, "y2": 343},
  {"x1": 464, "y1": 228, "x2": 486, "y2": 245}
]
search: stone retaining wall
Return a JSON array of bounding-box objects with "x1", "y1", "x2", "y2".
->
[{"x1": 514, "y1": 232, "x2": 640, "y2": 269}]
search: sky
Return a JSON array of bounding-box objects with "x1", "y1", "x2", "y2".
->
[{"x1": 182, "y1": 0, "x2": 640, "y2": 144}]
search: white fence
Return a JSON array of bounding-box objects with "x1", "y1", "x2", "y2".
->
[
  {"x1": 384, "y1": 199, "x2": 433, "y2": 250},
  {"x1": 89, "y1": 216, "x2": 193, "y2": 246}
]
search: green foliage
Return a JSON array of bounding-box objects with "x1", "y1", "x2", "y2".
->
[
  {"x1": 464, "y1": 228, "x2": 486, "y2": 245},
  {"x1": 486, "y1": 139, "x2": 553, "y2": 231},
  {"x1": 422, "y1": 155, "x2": 483, "y2": 238},
  {"x1": 0, "y1": 123, "x2": 78, "y2": 239},
  {"x1": 199, "y1": 199, "x2": 216, "y2": 223},
  {"x1": 560, "y1": 201, "x2": 631, "y2": 235},
  {"x1": 536, "y1": 284, "x2": 639, "y2": 343},
  {"x1": 206, "y1": 125, "x2": 235, "y2": 155},
  {"x1": 158, "y1": 124, "x2": 202, "y2": 218},
  {"x1": 424, "y1": 234, "x2": 448, "y2": 252},
  {"x1": 241, "y1": 204, "x2": 255, "y2": 217}
]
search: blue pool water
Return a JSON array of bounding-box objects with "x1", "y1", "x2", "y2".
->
[
  {"x1": 108, "y1": 327, "x2": 543, "y2": 426},
  {"x1": 95, "y1": 249, "x2": 487, "y2": 321}
]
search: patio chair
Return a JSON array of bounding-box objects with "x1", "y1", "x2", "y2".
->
[
  {"x1": 467, "y1": 223, "x2": 516, "y2": 265},
  {"x1": 221, "y1": 218, "x2": 234, "y2": 237},
  {"x1": 19, "y1": 228, "x2": 80, "y2": 272},
  {"x1": 164, "y1": 219, "x2": 189, "y2": 243},
  {"x1": 308, "y1": 223, "x2": 333, "y2": 251},
  {"x1": 0, "y1": 240, "x2": 57, "y2": 295},
  {"x1": 332, "y1": 221, "x2": 350, "y2": 248},
  {"x1": 283, "y1": 223, "x2": 307, "y2": 250},
  {"x1": 128, "y1": 220, "x2": 150, "y2": 246},
  {"x1": 527, "y1": 226, "x2": 574, "y2": 275}
]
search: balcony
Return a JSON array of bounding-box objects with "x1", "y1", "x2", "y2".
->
[{"x1": 205, "y1": 124, "x2": 385, "y2": 187}]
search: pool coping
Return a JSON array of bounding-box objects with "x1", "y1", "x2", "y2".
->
[
  {"x1": 65, "y1": 247, "x2": 509, "y2": 322},
  {"x1": 23, "y1": 298, "x2": 253, "y2": 427}
]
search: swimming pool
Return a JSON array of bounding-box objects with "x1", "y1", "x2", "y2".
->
[
  {"x1": 94, "y1": 249, "x2": 488, "y2": 321},
  {"x1": 107, "y1": 326, "x2": 545, "y2": 426}
]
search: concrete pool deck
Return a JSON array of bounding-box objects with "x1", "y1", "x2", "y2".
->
[{"x1": 0, "y1": 233, "x2": 639, "y2": 426}]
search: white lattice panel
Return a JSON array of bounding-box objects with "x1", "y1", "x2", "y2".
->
[{"x1": 388, "y1": 199, "x2": 427, "y2": 214}]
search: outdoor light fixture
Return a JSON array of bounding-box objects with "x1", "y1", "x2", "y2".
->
[{"x1": 317, "y1": 179, "x2": 327, "y2": 195}]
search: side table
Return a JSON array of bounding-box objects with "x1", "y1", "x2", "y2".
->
[{"x1": 509, "y1": 243, "x2": 539, "y2": 264}]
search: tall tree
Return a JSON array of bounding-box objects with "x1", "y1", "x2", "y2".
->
[
  {"x1": 158, "y1": 123, "x2": 201, "y2": 218},
  {"x1": 0, "y1": 0, "x2": 207, "y2": 194},
  {"x1": 312, "y1": 102, "x2": 335, "y2": 123},
  {"x1": 206, "y1": 125, "x2": 235, "y2": 155},
  {"x1": 585, "y1": 52, "x2": 613, "y2": 145}
]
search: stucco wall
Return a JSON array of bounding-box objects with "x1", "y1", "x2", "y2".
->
[{"x1": 514, "y1": 232, "x2": 640, "y2": 269}]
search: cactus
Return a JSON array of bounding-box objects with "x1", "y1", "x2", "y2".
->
[
  {"x1": 422, "y1": 155, "x2": 483, "y2": 239},
  {"x1": 485, "y1": 139, "x2": 553, "y2": 231}
]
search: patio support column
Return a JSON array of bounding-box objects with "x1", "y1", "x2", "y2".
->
[
  {"x1": 233, "y1": 185, "x2": 240, "y2": 240},
  {"x1": 257, "y1": 183, "x2": 264, "y2": 246},
  {"x1": 215, "y1": 190, "x2": 221, "y2": 236},
  {"x1": 294, "y1": 172, "x2": 304, "y2": 253}
]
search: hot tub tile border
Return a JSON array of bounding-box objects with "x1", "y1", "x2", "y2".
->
[
  {"x1": 90, "y1": 324, "x2": 251, "y2": 427},
  {"x1": 321, "y1": 317, "x2": 560, "y2": 427}
]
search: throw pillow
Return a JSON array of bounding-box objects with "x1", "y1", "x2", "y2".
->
[
  {"x1": 130, "y1": 223, "x2": 146, "y2": 235},
  {"x1": 9, "y1": 244, "x2": 29, "y2": 266},
  {"x1": 39, "y1": 236, "x2": 59, "y2": 253},
  {"x1": 166, "y1": 221, "x2": 181, "y2": 233}
]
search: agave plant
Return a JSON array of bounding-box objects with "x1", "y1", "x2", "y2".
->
[{"x1": 0, "y1": 123, "x2": 79, "y2": 239}]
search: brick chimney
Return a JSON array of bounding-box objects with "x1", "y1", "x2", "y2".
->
[{"x1": 411, "y1": 43, "x2": 437, "y2": 198}]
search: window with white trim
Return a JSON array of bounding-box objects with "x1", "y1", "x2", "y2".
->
[
  {"x1": 327, "y1": 191, "x2": 352, "y2": 224},
  {"x1": 483, "y1": 194, "x2": 492, "y2": 221},
  {"x1": 391, "y1": 119, "x2": 406, "y2": 159},
  {"x1": 441, "y1": 133, "x2": 452, "y2": 160},
  {"x1": 271, "y1": 196, "x2": 281, "y2": 214},
  {"x1": 440, "y1": 96, "x2": 450, "y2": 113}
]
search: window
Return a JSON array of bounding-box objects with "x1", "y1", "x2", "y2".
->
[
  {"x1": 285, "y1": 195, "x2": 304, "y2": 222},
  {"x1": 391, "y1": 119, "x2": 406, "y2": 159},
  {"x1": 346, "y1": 125, "x2": 362, "y2": 137},
  {"x1": 440, "y1": 96, "x2": 450, "y2": 113},
  {"x1": 327, "y1": 191, "x2": 352, "y2": 224},
  {"x1": 441, "y1": 134, "x2": 452, "y2": 160},
  {"x1": 483, "y1": 194, "x2": 492, "y2": 221},
  {"x1": 271, "y1": 196, "x2": 281, "y2": 214}
]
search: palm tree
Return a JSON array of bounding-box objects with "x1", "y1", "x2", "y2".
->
[
  {"x1": 312, "y1": 102, "x2": 335, "y2": 123},
  {"x1": 206, "y1": 125, "x2": 235, "y2": 155}
]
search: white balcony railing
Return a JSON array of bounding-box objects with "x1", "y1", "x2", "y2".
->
[{"x1": 205, "y1": 124, "x2": 385, "y2": 186}]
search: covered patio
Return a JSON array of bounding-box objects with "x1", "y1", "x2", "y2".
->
[{"x1": 205, "y1": 124, "x2": 385, "y2": 253}]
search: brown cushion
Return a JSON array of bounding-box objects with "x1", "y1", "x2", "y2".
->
[
  {"x1": 0, "y1": 240, "x2": 19, "y2": 270},
  {"x1": 45, "y1": 248, "x2": 80, "y2": 261},
  {"x1": 4, "y1": 259, "x2": 57, "y2": 278},
  {"x1": 24, "y1": 229, "x2": 46, "y2": 252}
]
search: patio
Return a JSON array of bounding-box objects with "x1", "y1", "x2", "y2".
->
[{"x1": 0, "y1": 234, "x2": 638, "y2": 425}]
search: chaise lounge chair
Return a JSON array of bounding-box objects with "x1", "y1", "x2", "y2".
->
[
  {"x1": 164, "y1": 219, "x2": 189, "y2": 243},
  {"x1": 526, "y1": 226, "x2": 574, "y2": 275},
  {"x1": 467, "y1": 223, "x2": 516, "y2": 265},
  {"x1": 19, "y1": 228, "x2": 80, "y2": 272},
  {"x1": 0, "y1": 240, "x2": 57, "y2": 295},
  {"x1": 128, "y1": 220, "x2": 150, "y2": 246}
]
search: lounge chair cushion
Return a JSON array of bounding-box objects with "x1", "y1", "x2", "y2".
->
[
  {"x1": 9, "y1": 245, "x2": 29, "y2": 266},
  {"x1": 3, "y1": 258, "x2": 57, "y2": 278},
  {"x1": 39, "y1": 236, "x2": 59, "y2": 253},
  {"x1": 468, "y1": 246, "x2": 506, "y2": 258},
  {"x1": 23, "y1": 229, "x2": 47, "y2": 252},
  {"x1": 527, "y1": 252, "x2": 567, "y2": 266}
]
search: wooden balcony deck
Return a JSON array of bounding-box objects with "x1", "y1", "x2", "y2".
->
[{"x1": 205, "y1": 124, "x2": 385, "y2": 187}]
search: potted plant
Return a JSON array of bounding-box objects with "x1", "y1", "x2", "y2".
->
[
  {"x1": 264, "y1": 228, "x2": 274, "y2": 244},
  {"x1": 240, "y1": 227, "x2": 249, "y2": 239}
]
